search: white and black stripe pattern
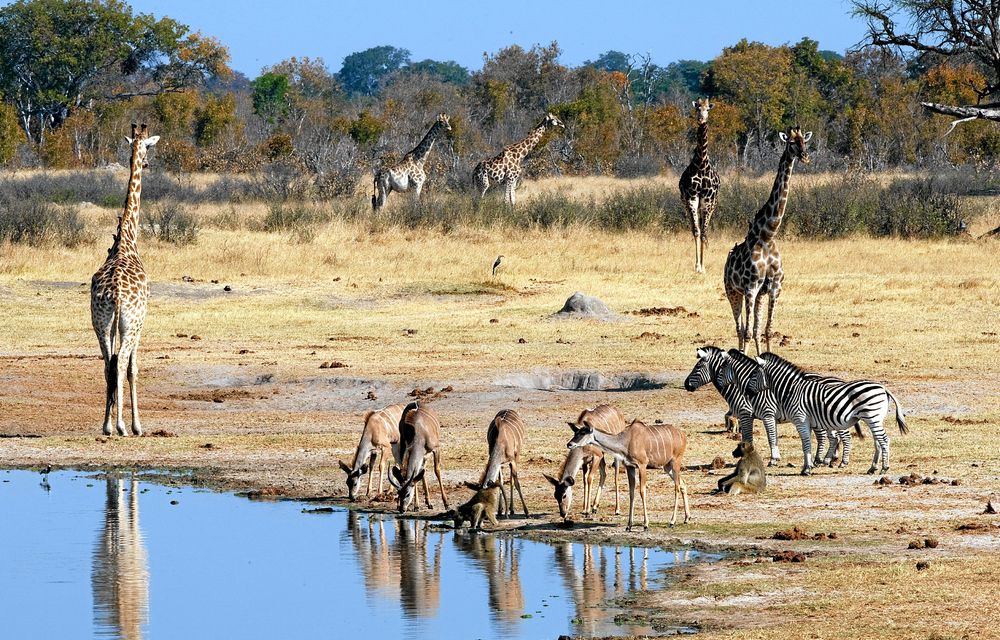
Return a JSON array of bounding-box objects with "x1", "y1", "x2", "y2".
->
[{"x1": 755, "y1": 352, "x2": 909, "y2": 475}]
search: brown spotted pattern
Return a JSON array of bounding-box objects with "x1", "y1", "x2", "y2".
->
[
  {"x1": 678, "y1": 98, "x2": 721, "y2": 273},
  {"x1": 473, "y1": 112, "x2": 564, "y2": 205},
  {"x1": 372, "y1": 114, "x2": 452, "y2": 210}
]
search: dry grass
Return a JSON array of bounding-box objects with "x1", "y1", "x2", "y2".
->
[{"x1": 1, "y1": 175, "x2": 999, "y2": 638}]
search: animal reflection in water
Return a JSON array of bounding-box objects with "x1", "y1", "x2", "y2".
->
[
  {"x1": 344, "y1": 512, "x2": 442, "y2": 617},
  {"x1": 554, "y1": 542, "x2": 691, "y2": 636},
  {"x1": 92, "y1": 475, "x2": 149, "y2": 640},
  {"x1": 452, "y1": 532, "x2": 525, "y2": 624}
]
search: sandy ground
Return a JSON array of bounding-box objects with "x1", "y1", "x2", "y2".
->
[{"x1": 1, "y1": 219, "x2": 999, "y2": 638}]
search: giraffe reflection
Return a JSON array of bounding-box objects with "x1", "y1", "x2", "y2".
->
[
  {"x1": 344, "y1": 512, "x2": 442, "y2": 618},
  {"x1": 452, "y1": 532, "x2": 525, "y2": 625},
  {"x1": 92, "y1": 475, "x2": 149, "y2": 640}
]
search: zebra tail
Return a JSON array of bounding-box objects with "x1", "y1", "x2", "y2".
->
[
  {"x1": 887, "y1": 390, "x2": 909, "y2": 434},
  {"x1": 853, "y1": 422, "x2": 864, "y2": 439}
]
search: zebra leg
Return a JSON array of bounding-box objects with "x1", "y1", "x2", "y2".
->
[
  {"x1": 738, "y1": 411, "x2": 754, "y2": 444},
  {"x1": 838, "y1": 428, "x2": 853, "y2": 468},
  {"x1": 793, "y1": 416, "x2": 813, "y2": 475},
  {"x1": 825, "y1": 432, "x2": 840, "y2": 467},
  {"x1": 813, "y1": 426, "x2": 829, "y2": 466},
  {"x1": 866, "y1": 418, "x2": 890, "y2": 474},
  {"x1": 763, "y1": 414, "x2": 780, "y2": 465}
]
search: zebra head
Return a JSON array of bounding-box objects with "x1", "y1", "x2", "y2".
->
[
  {"x1": 684, "y1": 346, "x2": 725, "y2": 391},
  {"x1": 746, "y1": 356, "x2": 770, "y2": 398}
]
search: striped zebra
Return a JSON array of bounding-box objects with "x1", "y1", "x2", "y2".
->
[
  {"x1": 750, "y1": 352, "x2": 908, "y2": 475},
  {"x1": 685, "y1": 347, "x2": 856, "y2": 471}
]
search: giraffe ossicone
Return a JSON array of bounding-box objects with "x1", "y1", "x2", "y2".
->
[{"x1": 90, "y1": 123, "x2": 157, "y2": 436}]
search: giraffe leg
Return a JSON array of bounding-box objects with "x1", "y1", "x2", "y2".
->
[
  {"x1": 751, "y1": 286, "x2": 767, "y2": 356},
  {"x1": 114, "y1": 347, "x2": 130, "y2": 437},
  {"x1": 505, "y1": 178, "x2": 518, "y2": 206},
  {"x1": 684, "y1": 196, "x2": 701, "y2": 272},
  {"x1": 413, "y1": 177, "x2": 424, "y2": 201},
  {"x1": 743, "y1": 289, "x2": 757, "y2": 354},
  {"x1": 764, "y1": 276, "x2": 782, "y2": 353},
  {"x1": 725, "y1": 282, "x2": 744, "y2": 352},
  {"x1": 126, "y1": 342, "x2": 142, "y2": 436},
  {"x1": 700, "y1": 197, "x2": 716, "y2": 273}
]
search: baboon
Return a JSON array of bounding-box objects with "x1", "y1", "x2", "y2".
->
[
  {"x1": 446, "y1": 482, "x2": 501, "y2": 531},
  {"x1": 717, "y1": 441, "x2": 767, "y2": 495}
]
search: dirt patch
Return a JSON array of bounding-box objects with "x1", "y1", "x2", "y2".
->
[
  {"x1": 630, "y1": 306, "x2": 699, "y2": 318},
  {"x1": 772, "y1": 550, "x2": 807, "y2": 562}
]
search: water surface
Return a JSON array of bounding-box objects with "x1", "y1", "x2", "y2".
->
[{"x1": 0, "y1": 469, "x2": 705, "y2": 639}]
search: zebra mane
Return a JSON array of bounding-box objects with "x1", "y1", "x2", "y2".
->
[
  {"x1": 697, "y1": 345, "x2": 724, "y2": 360},
  {"x1": 760, "y1": 352, "x2": 806, "y2": 376},
  {"x1": 726, "y1": 348, "x2": 760, "y2": 368}
]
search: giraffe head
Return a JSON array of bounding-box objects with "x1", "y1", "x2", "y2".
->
[
  {"x1": 692, "y1": 98, "x2": 713, "y2": 125},
  {"x1": 435, "y1": 113, "x2": 452, "y2": 133},
  {"x1": 125, "y1": 123, "x2": 160, "y2": 170},
  {"x1": 542, "y1": 112, "x2": 565, "y2": 130},
  {"x1": 778, "y1": 127, "x2": 812, "y2": 164}
]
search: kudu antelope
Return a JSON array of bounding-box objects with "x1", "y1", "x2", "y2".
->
[
  {"x1": 477, "y1": 409, "x2": 528, "y2": 517},
  {"x1": 567, "y1": 404, "x2": 627, "y2": 514},
  {"x1": 338, "y1": 404, "x2": 405, "y2": 500},
  {"x1": 543, "y1": 445, "x2": 606, "y2": 520},
  {"x1": 387, "y1": 402, "x2": 449, "y2": 513},
  {"x1": 568, "y1": 420, "x2": 690, "y2": 530}
]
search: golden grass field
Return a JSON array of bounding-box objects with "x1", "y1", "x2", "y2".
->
[{"x1": 1, "y1": 173, "x2": 999, "y2": 638}]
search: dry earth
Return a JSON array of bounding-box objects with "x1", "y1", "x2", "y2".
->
[{"x1": 1, "y1": 184, "x2": 999, "y2": 639}]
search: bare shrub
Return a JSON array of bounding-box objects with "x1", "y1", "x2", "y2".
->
[
  {"x1": 0, "y1": 198, "x2": 88, "y2": 246},
  {"x1": 140, "y1": 202, "x2": 199, "y2": 245}
]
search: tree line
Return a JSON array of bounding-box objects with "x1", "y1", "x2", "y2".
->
[{"x1": 1, "y1": 0, "x2": 998, "y2": 194}]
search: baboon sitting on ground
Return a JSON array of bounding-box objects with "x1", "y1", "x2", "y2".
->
[
  {"x1": 446, "y1": 482, "x2": 501, "y2": 530},
  {"x1": 716, "y1": 441, "x2": 767, "y2": 495}
]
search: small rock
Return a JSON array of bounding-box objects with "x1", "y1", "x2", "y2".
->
[
  {"x1": 200, "y1": 443, "x2": 215, "y2": 449},
  {"x1": 951, "y1": 478, "x2": 963, "y2": 486},
  {"x1": 211, "y1": 279, "x2": 219, "y2": 284},
  {"x1": 489, "y1": 318, "x2": 499, "y2": 324},
  {"x1": 985, "y1": 499, "x2": 997, "y2": 514},
  {"x1": 320, "y1": 362, "x2": 330, "y2": 369},
  {"x1": 190, "y1": 335, "x2": 202, "y2": 341},
  {"x1": 238, "y1": 349, "x2": 252, "y2": 354},
  {"x1": 223, "y1": 285, "x2": 232, "y2": 292},
  {"x1": 182, "y1": 275, "x2": 194, "y2": 282},
  {"x1": 924, "y1": 537, "x2": 939, "y2": 548},
  {"x1": 916, "y1": 561, "x2": 930, "y2": 571},
  {"x1": 711, "y1": 456, "x2": 726, "y2": 470},
  {"x1": 908, "y1": 539, "x2": 923, "y2": 549},
  {"x1": 366, "y1": 391, "x2": 378, "y2": 401},
  {"x1": 175, "y1": 332, "x2": 188, "y2": 338},
  {"x1": 772, "y1": 550, "x2": 806, "y2": 563},
  {"x1": 518, "y1": 337, "x2": 527, "y2": 344}
]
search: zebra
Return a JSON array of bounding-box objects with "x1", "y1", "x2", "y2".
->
[
  {"x1": 684, "y1": 347, "x2": 854, "y2": 469},
  {"x1": 750, "y1": 352, "x2": 909, "y2": 475}
]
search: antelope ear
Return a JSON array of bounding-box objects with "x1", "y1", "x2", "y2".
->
[
  {"x1": 778, "y1": 132, "x2": 788, "y2": 143},
  {"x1": 391, "y1": 466, "x2": 404, "y2": 482},
  {"x1": 565, "y1": 476, "x2": 575, "y2": 487},
  {"x1": 567, "y1": 422, "x2": 579, "y2": 432},
  {"x1": 803, "y1": 131, "x2": 813, "y2": 142},
  {"x1": 338, "y1": 460, "x2": 352, "y2": 474},
  {"x1": 543, "y1": 473, "x2": 560, "y2": 487},
  {"x1": 144, "y1": 136, "x2": 160, "y2": 147},
  {"x1": 412, "y1": 468, "x2": 426, "y2": 483},
  {"x1": 359, "y1": 464, "x2": 369, "y2": 475}
]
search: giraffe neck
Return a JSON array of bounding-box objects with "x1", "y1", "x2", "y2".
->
[
  {"x1": 116, "y1": 156, "x2": 144, "y2": 252},
  {"x1": 693, "y1": 121, "x2": 710, "y2": 169},
  {"x1": 408, "y1": 122, "x2": 445, "y2": 165},
  {"x1": 747, "y1": 147, "x2": 796, "y2": 245},
  {"x1": 510, "y1": 123, "x2": 548, "y2": 163}
]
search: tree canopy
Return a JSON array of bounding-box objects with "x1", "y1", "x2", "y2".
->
[
  {"x1": 0, "y1": 0, "x2": 230, "y2": 143},
  {"x1": 338, "y1": 45, "x2": 411, "y2": 96}
]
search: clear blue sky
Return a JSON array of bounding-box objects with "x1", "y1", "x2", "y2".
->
[{"x1": 123, "y1": 0, "x2": 867, "y2": 78}]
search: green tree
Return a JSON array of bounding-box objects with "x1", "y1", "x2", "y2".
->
[
  {"x1": 0, "y1": 0, "x2": 230, "y2": 144},
  {"x1": 252, "y1": 72, "x2": 291, "y2": 124},
  {"x1": 586, "y1": 51, "x2": 631, "y2": 73},
  {"x1": 405, "y1": 59, "x2": 470, "y2": 85},
  {"x1": 339, "y1": 46, "x2": 411, "y2": 96},
  {"x1": 193, "y1": 94, "x2": 236, "y2": 147}
]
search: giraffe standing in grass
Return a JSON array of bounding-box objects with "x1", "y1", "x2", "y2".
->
[
  {"x1": 90, "y1": 124, "x2": 158, "y2": 436},
  {"x1": 678, "y1": 98, "x2": 720, "y2": 273},
  {"x1": 372, "y1": 114, "x2": 452, "y2": 210},
  {"x1": 724, "y1": 127, "x2": 812, "y2": 354},
  {"x1": 473, "y1": 112, "x2": 564, "y2": 205}
]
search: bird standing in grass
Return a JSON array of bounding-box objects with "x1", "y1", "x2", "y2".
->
[{"x1": 492, "y1": 255, "x2": 504, "y2": 276}]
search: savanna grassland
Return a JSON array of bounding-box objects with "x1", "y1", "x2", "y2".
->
[{"x1": 1, "y1": 171, "x2": 999, "y2": 639}]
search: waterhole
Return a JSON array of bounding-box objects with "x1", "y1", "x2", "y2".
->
[{"x1": 0, "y1": 469, "x2": 705, "y2": 639}]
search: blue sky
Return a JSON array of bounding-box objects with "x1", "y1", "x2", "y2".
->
[{"x1": 123, "y1": 0, "x2": 867, "y2": 78}]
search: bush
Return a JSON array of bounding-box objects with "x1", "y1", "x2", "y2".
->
[
  {"x1": 0, "y1": 198, "x2": 87, "y2": 246},
  {"x1": 140, "y1": 202, "x2": 199, "y2": 245},
  {"x1": 262, "y1": 203, "x2": 331, "y2": 232},
  {"x1": 597, "y1": 187, "x2": 675, "y2": 230}
]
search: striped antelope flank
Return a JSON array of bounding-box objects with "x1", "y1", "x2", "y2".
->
[
  {"x1": 477, "y1": 409, "x2": 529, "y2": 517},
  {"x1": 387, "y1": 402, "x2": 450, "y2": 512},
  {"x1": 543, "y1": 445, "x2": 607, "y2": 521},
  {"x1": 752, "y1": 353, "x2": 908, "y2": 475},
  {"x1": 338, "y1": 404, "x2": 405, "y2": 501},
  {"x1": 568, "y1": 404, "x2": 628, "y2": 515},
  {"x1": 567, "y1": 420, "x2": 690, "y2": 531}
]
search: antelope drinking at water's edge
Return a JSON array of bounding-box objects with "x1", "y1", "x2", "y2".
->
[
  {"x1": 476, "y1": 409, "x2": 529, "y2": 517},
  {"x1": 543, "y1": 445, "x2": 607, "y2": 521},
  {"x1": 567, "y1": 404, "x2": 627, "y2": 514},
  {"x1": 339, "y1": 404, "x2": 405, "y2": 500},
  {"x1": 387, "y1": 402, "x2": 449, "y2": 513},
  {"x1": 568, "y1": 420, "x2": 690, "y2": 531}
]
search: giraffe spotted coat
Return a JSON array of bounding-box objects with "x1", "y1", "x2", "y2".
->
[
  {"x1": 473, "y1": 112, "x2": 564, "y2": 205},
  {"x1": 372, "y1": 114, "x2": 452, "y2": 210},
  {"x1": 678, "y1": 98, "x2": 720, "y2": 273}
]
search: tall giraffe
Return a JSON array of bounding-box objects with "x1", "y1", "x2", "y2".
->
[
  {"x1": 724, "y1": 127, "x2": 812, "y2": 354},
  {"x1": 678, "y1": 98, "x2": 720, "y2": 273},
  {"x1": 473, "y1": 112, "x2": 564, "y2": 205},
  {"x1": 372, "y1": 113, "x2": 452, "y2": 210},
  {"x1": 90, "y1": 124, "x2": 158, "y2": 436}
]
